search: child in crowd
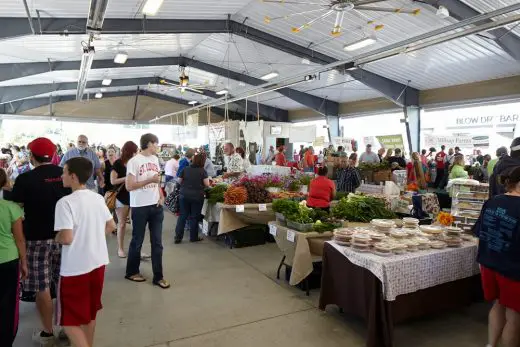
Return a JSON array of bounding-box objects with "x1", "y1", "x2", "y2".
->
[
  {"x1": 0, "y1": 168, "x2": 26, "y2": 347},
  {"x1": 54, "y1": 157, "x2": 116, "y2": 347},
  {"x1": 473, "y1": 166, "x2": 520, "y2": 347}
]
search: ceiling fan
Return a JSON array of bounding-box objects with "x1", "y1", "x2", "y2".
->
[
  {"x1": 262, "y1": 0, "x2": 421, "y2": 37},
  {"x1": 157, "y1": 65, "x2": 215, "y2": 94}
]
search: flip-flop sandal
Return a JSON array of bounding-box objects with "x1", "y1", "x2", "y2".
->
[
  {"x1": 125, "y1": 274, "x2": 146, "y2": 282},
  {"x1": 153, "y1": 279, "x2": 171, "y2": 289}
]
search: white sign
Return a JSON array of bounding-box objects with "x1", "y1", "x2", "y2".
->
[
  {"x1": 453, "y1": 114, "x2": 519, "y2": 127},
  {"x1": 236, "y1": 205, "x2": 245, "y2": 213},
  {"x1": 269, "y1": 224, "x2": 277, "y2": 236},
  {"x1": 424, "y1": 134, "x2": 473, "y2": 148},
  {"x1": 332, "y1": 137, "x2": 354, "y2": 152},
  {"x1": 287, "y1": 230, "x2": 296, "y2": 243},
  {"x1": 258, "y1": 204, "x2": 267, "y2": 212},
  {"x1": 202, "y1": 220, "x2": 209, "y2": 236}
]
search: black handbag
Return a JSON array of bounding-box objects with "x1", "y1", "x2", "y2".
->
[{"x1": 164, "y1": 182, "x2": 180, "y2": 214}]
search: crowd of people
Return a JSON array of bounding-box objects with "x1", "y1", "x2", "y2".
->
[{"x1": 1, "y1": 132, "x2": 519, "y2": 347}]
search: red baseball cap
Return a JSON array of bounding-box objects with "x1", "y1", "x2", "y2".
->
[{"x1": 28, "y1": 137, "x2": 56, "y2": 158}]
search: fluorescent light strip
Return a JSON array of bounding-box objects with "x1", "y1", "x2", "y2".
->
[
  {"x1": 260, "y1": 71, "x2": 279, "y2": 80},
  {"x1": 344, "y1": 36, "x2": 377, "y2": 52},
  {"x1": 188, "y1": 101, "x2": 198, "y2": 105},
  {"x1": 95, "y1": 92, "x2": 103, "y2": 99},
  {"x1": 216, "y1": 89, "x2": 229, "y2": 95},
  {"x1": 101, "y1": 79, "x2": 112, "y2": 86},
  {"x1": 142, "y1": 0, "x2": 164, "y2": 16},
  {"x1": 76, "y1": 45, "x2": 95, "y2": 101}
]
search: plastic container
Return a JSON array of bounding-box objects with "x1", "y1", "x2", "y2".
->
[
  {"x1": 286, "y1": 220, "x2": 313, "y2": 232},
  {"x1": 275, "y1": 212, "x2": 286, "y2": 226}
]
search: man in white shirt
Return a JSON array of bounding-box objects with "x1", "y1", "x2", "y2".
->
[
  {"x1": 54, "y1": 157, "x2": 116, "y2": 347},
  {"x1": 359, "y1": 144, "x2": 381, "y2": 164},
  {"x1": 223, "y1": 143, "x2": 243, "y2": 179},
  {"x1": 124, "y1": 133, "x2": 170, "y2": 289}
]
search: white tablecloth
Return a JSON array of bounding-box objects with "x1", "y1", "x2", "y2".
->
[{"x1": 327, "y1": 241, "x2": 480, "y2": 301}]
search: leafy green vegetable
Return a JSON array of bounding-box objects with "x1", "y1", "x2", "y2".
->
[
  {"x1": 331, "y1": 194, "x2": 395, "y2": 222},
  {"x1": 358, "y1": 161, "x2": 391, "y2": 171},
  {"x1": 312, "y1": 221, "x2": 336, "y2": 233},
  {"x1": 206, "y1": 184, "x2": 228, "y2": 204},
  {"x1": 334, "y1": 191, "x2": 349, "y2": 201},
  {"x1": 272, "y1": 199, "x2": 299, "y2": 215},
  {"x1": 298, "y1": 174, "x2": 312, "y2": 187},
  {"x1": 286, "y1": 205, "x2": 314, "y2": 224}
]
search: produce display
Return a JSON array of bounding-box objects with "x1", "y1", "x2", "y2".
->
[
  {"x1": 224, "y1": 186, "x2": 248, "y2": 205},
  {"x1": 241, "y1": 181, "x2": 272, "y2": 203},
  {"x1": 332, "y1": 194, "x2": 396, "y2": 222},
  {"x1": 270, "y1": 191, "x2": 305, "y2": 200},
  {"x1": 206, "y1": 184, "x2": 228, "y2": 204}
]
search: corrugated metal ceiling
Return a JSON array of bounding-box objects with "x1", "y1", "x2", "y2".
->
[
  {"x1": 0, "y1": 0, "x2": 518, "y2": 112},
  {"x1": 0, "y1": 0, "x2": 250, "y2": 19}
]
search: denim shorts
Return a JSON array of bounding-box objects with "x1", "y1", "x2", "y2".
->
[{"x1": 115, "y1": 199, "x2": 126, "y2": 209}]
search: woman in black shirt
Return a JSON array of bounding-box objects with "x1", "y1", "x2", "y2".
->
[
  {"x1": 103, "y1": 147, "x2": 117, "y2": 193},
  {"x1": 174, "y1": 153, "x2": 210, "y2": 243},
  {"x1": 110, "y1": 141, "x2": 138, "y2": 258}
]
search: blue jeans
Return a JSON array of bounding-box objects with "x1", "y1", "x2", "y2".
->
[
  {"x1": 165, "y1": 175, "x2": 175, "y2": 183},
  {"x1": 174, "y1": 196, "x2": 204, "y2": 242},
  {"x1": 126, "y1": 205, "x2": 164, "y2": 283}
]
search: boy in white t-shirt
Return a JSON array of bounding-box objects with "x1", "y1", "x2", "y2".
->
[
  {"x1": 54, "y1": 157, "x2": 116, "y2": 347},
  {"x1": 125, "y1": 133, "x2": 169, "y2": 289}
]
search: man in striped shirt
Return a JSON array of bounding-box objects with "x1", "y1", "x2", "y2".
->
[{"x1": 336, "y1": 154, "x2": 361, "y2": 193}]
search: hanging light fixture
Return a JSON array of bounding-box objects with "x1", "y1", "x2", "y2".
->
[
  {"x1": 95, "y1": 92, "x2": 103, "y2": 99},
  {"x1": 87, "y1": 0, "x2": 109, "y2": 34},
  {"x1": 114, "y1": 51, "x2": 128, "y2": 64},
  {"x1": 76, "y1": 44, "x2": 95, "y2": 101}
]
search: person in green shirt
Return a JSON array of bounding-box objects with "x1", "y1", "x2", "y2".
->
[
  {"x1": 449, "y1": 154, "x2": 469, "y2": 180},
  {"x1": 488, "y1": 146, "x2": 508, "y2": 177},
  {"x1": 0, "y1": 168, "x2": 26, "y2": 347}
]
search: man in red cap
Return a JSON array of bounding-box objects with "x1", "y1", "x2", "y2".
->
[{"x1": 11, "y1": 137, "x2": 71, "y2": 345}]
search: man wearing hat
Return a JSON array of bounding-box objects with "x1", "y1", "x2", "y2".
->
[
  {"x1": 490, "y1": 138, "x2": 520, "y2": 198},
  {"x1": 11, "y1": 137, "x2": 71, "y2": 345}
]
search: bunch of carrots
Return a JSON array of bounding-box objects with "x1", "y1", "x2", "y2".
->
[{"x1": 224, "y1": 186, "x2": 248, "y2": 205}]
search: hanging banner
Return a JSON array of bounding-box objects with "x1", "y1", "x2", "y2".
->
[
  {"x1": 289, "y1": 125, "x2": 316, "y2": 143},
  {"x1": 424, "y1": 134, "x2": 473, "y2": 148},
  {"x1": 376, "y1": 135, "x2": 405, "y2": 149},
  {"x1": 313, "y1": 136, "x2": 325, "y2": 147},
  {"x1": 332, "y1": 137, "x2": 354, "y2": 152}
]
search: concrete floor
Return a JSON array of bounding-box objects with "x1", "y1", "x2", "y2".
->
[{"x1": 15, "y1": 213, "x2": 489, "y2": 347}]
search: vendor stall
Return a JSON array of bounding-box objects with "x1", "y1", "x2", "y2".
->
[{"x1": 319, "y1": 231, "x2": 481, "y2": 347}]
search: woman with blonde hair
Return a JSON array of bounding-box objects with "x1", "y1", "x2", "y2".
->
[
  {"x1": 407, "y1": 152, "x2": 427, "y2": 189},
  {"x1": 448, "y1": 154, "x2": 469, "y2": 180},
  {"x1": 384, "y1": 148, "x2": 393, "y2": 161}
]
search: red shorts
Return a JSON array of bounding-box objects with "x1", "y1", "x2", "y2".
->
[
  {"x1": 57, "y1": 266, "x2": 105, "y2": 326},
  {"x1": 481, "y1": 266, "x2": 520, "y2": 313}
]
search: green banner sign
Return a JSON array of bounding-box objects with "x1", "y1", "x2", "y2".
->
[{"x1": 376, "y1": 135, "x2": 405, "y2": 149}]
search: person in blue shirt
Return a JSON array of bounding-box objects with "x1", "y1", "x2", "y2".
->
[
  {"x1": 473, "y1": 165, "x2": 520, "y2": 347},
  {"x1": 60, "y1": 135, "x2": 104, "y2": 191},
  {"x1": 176, "y1": 148, "x2": 194, "y2": 178}
]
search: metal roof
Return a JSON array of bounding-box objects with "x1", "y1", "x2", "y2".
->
[{"x1": 0, "y1": 0, "x2": 519, "y2": 116}]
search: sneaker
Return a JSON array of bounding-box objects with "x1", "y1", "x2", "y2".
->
[
  {"x1": 32, "y1": 331, "x2": 56, "y2": 346},
  {"x1": 140, "y1": 252, "x2": 151, "y2": 260}
]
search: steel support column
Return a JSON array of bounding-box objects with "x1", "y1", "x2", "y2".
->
[{"x1": 404, "y1": 106, "x2": 421, "y2": 154}]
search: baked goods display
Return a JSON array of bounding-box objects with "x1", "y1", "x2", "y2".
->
[
  {"x1": 332, "y1": 217, "x2": 476, "y2": 256},
  {"x1": 451, "y1": 183, "x2": 488, "y2": 232}
]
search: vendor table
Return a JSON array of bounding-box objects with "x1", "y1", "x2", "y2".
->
[
  {"x1": 269, "y1": 221, "x2": 332, "y2": 286},
  {"x1": 319, "y1": 241, "x2": 481, "y2": 347},
  {"x1": 201, "y1": 199, "x2": 221, "y2": 223},
  {"x1": 218, "y1": 203, "x2": 276, "y2": 235}
]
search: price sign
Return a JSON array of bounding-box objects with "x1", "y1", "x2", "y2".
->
[
  {"x1": 202, "y1": 220, "x2": 209, "y2": 236},
  {"x1": 269, "y1": 224, "x2": 277, "y2": 236},
  {"x1": 287, "y1": 230, "x2": 296, "y2": 243},
  {"x1": 236, "y1": 205, "x2": 245, "y2": 213},
  {"x1": 258, "y1": 204, "x2": 267, "y2": 212}
]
